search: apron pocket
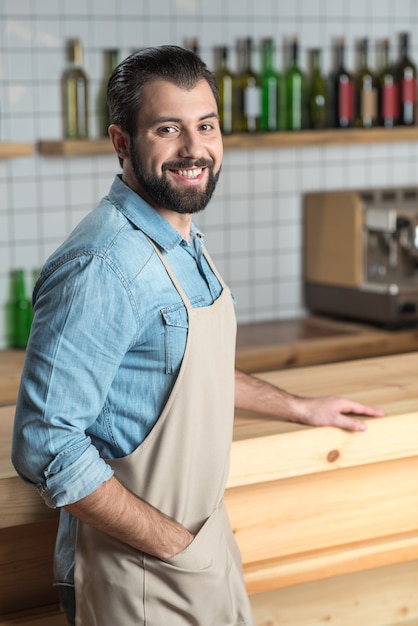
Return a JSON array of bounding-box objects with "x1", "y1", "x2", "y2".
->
[{"x1": 143, "y1": 502, "x2": 253, "y2": 626}]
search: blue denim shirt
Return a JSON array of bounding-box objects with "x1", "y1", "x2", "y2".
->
[{"x1": 12, "y1": 175, "x2": 225, "y2": 585}]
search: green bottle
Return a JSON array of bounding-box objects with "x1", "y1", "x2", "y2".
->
[
  {"x1": 260, "y1": 38, "x2": 280, "y2": 131},
  {"x1": 8, "y1": 269, "x2": 33, "y2": 349},
  {"x1": 97, "y1": 49, "x2": 119, "y2": 137},
  {"x1": 286, "y1": 37, "x2": 305, "y2": 130},
  {"x1": 396, "y1": 32, "x2": 417, "y2": 126},
  {"x1": 378, "y1": 39, "x2": 398, "y2": 128},
  {"x1": 61, "y1": 37, "x2": 89, "y2": 139},
  {"x1": 213, "y1": 46, "x2": 234, "y2": 134},
  {"x1": 308, "y1": 49, "x2": 327, "y2": 129}
]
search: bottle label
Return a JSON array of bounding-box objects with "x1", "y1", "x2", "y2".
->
[
  {"x1": 338, "y1": 78, "x2": 354, "y2": 121},
  {"x1": 360, "y1": 88, "x2": 377, "y2": 119},
  {"x1": 244, "y1": 85, "x2": 261, "y2": 118},
  {"x1": 382, "y1": 84, "x2": 399, "y2": 119},
  {"x1": 401, "y1": 77, "x2": 417, "y2": 104}
]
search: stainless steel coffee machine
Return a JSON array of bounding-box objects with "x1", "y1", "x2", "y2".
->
[{"x1": 304, "y1": 187, "x2": 418, "y2": 326}]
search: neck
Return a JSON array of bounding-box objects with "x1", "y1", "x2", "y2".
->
[{"x1": 155, "y1": 207, "x2": 193, "y2": 241}]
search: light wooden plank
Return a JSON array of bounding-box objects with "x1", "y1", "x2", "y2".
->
[
  {"x1": 37, "y1": 138, "x2": 113, "y2": 157},
  {"x1": 243, "y1": 531, "x2": 418, "y2": 594},
  {"x1": 250, "y1": 559, "x2": 418, "y2": 626},
  {"x1": 228, "y1": 411, "x2": 418, "y2": 487},
  {"x1": 223, "y1": 126, "x2": 418, "y2": 150},
  {"x1": 0, "y1": 143, "x2": 33, "y2": 159},
  {"x1": 254, "y1": 351, "x2": 418, "y2": 402},
  {"x1": 225, "y1": 457, "x2": 418, "y2": 567},
  {"x1": 0, "y1": 476, "x2": 58, "y2": 529}
]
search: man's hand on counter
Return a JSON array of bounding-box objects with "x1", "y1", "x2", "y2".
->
[{"x1": 234, "y1": 369, "x2": 384, "y2": 432}]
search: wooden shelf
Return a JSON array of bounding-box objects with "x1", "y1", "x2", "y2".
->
[
  {"x1": 224, "y1": 125, "x2": 418, "y2": 149},
  {"x1": 38, "y1": 137, "x2": 113, "y2": 157},
  {"x1": 0, "y1": 142, "x2": 33, "y2": 159},
  {"x1": 37, "y1": 126, "x2": 418, "y2": 157}
]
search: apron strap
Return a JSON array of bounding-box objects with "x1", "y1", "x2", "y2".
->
[{"x1": 147, "y1": 237, "x2": 193, "y2": 310}]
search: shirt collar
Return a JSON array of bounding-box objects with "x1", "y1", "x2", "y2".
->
[{"x1": 107, "y1": 175, "x2": 205, "y2": 251}]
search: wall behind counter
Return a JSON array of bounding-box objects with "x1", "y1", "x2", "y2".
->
[{"x1": 1, "y1": 0, "x2": 418, "y2": 349}]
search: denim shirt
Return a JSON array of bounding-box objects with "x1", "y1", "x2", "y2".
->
[{"x1": 12, "y1": 175, "x2": 226, "y2": 585}]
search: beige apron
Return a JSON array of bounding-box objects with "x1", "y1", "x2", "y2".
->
[{"x1": 74, "y1": 243, "x2": 255, "y2": 626}]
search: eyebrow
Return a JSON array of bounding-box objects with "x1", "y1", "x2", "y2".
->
[{"x1": 150, "y1": 112, "x2": 219, "y2": 125}]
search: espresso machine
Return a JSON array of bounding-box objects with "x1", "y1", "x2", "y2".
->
[{"x1": 304, "y1": 187, "x2": 418, "y2": 326}]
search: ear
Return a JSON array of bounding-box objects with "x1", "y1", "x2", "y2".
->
[{"x1": 108, "y1": 124, "x2": 130, "y2": 161}]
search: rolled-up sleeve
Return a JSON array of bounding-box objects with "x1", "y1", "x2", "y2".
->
[{"x1": 11, "y1": 253, "x2": 139, "y2": 508}]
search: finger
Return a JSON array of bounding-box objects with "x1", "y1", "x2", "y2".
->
[
  {"x1": 332, "y1": 414, "x2": 368, "y2": 432},
  {"x1": 342, "y1": 401, "x2": 384, "y2": 417}
]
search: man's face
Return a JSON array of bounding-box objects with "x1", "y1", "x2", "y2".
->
[{"x1": 126, "y1": 78, "x2": 223, "y2": 215}]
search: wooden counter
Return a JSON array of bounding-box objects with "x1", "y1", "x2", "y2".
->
[
  {"x1": 3, "y1": 351, "x2": 418, "y2": 623},
  {"x1": 227, "y1": 352, "x2": 418, "y2": 625}
]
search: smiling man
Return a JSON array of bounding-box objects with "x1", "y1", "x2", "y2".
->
[{"x1": 12, "y1": 46, "x2": 383, "y2": 626}]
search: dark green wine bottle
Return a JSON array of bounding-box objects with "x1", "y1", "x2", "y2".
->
[
  {"x1": 260, "y1": 38, "x2": 280, "y2": 131},
  {"x1": 308, "y1": 49, "x2": 327, "y2": 129},
  {"x1": 331, "y1": 38, "x2": 354, "y2": 128},
  {"x1": 97, "y1": 49, "x2": 119, "y2": 137},
  {"x1": 378, "y1": 39, "x2": 398, "y2": 128},
  {"x1": 213, "y1": 46, "x2": 234, "y2": 134},
  {"x1": 8, "y1": 269, "x2": 32, "y2": 349},
  {"x1": 396, "y1": 32, "x2": 417, "y2": 126},
  {"x1": 286, "y1": 37, "x2": 305, "y2": 130},
  {"x1": 355, "y1": 38, "x2": 378, "y2": 128}
]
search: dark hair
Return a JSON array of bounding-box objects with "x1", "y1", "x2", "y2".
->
[{"x1": 107, "y1": 45, "x2": 219, "y2": 140}]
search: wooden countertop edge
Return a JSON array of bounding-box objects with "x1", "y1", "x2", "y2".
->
[
  {"x1": 235, "y1": 328, "x2": 418, "y2": 372},
  {"x1": 0, "y1": 476, "x2": 58, "y2": 529},
  {"x1": 227, "y1": 411, "x2": 418, "y2": 488},
  {"x1": 243, "y1": 530, "x2": 418, "y2": 594}
]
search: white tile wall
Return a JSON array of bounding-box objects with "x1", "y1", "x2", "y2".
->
[{"x1": 1, "y1": 0, "x2": 418, "y2": 347}]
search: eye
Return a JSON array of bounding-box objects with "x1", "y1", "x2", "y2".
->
[
  {"x1": 200, "y1": 123, "x2": 214, "y2": 131},
  {"x1": 158, "y1": 126, "x2": 177, "y2": 135}
]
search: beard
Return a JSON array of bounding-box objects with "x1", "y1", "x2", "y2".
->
[{"x1": 129, "y1": 141, "x2": 221, "y2": 215}]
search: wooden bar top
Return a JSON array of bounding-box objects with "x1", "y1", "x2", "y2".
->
[{"x1": 230, "y1": 351, "x2": 418, "y2": 488}]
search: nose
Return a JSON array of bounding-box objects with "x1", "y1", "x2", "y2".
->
[{"x1": 178, "y1": 128, "x2": 205, "y2": 159}]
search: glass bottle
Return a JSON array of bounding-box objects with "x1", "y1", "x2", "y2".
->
[
  {"x1": 378, "y1": 39, "x2": 398, "y2": 128},
  {"x1": 396, "y1": 32, "x2": 417, "y2": 126},
  {"x1": 97, "y1": 49, "x2": 119, "y2": 138},
  {"x1": 213, "y1": 46, "x2": 234, "y2": 134},
  {"x1": 232, "y1": 38, "x2": 261, "y2": 133},
  {"x1": 183, "y1": 37, "x2": 200, "y2": 55},
  {"x1": 7, "y1": 269, "x2": 32, "y2": 349},
  {"x1": 260, "y1": 38, "x2": 280, "y2": 131},
  {"x1": 285, "y1": 37, "x2": 305, "y2": 131},
  {"x1": 308, "y1": 49, "x2": 327, "y2": 129},
  {"x1": 332, "y1": 38, "x2": 354, "y2": 128},
  {"x1": 61, "y1": 37, "x2": 89, "y2": 139},
  {"x1": 355, "y1": 38, "x2": 378, "y2": 128}
]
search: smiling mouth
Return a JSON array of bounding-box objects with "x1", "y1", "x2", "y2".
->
[{"x1": 173, "y1": 167, "x2": 204, "y2": 179}]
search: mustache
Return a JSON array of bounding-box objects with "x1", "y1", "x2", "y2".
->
[{"x1": 162, "y1": 158, "x2": 214, "y2": 171}]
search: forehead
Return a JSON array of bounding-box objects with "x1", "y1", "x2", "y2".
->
[{"x1": 137, "y1": 78, "x2": 218, "y2": 125}]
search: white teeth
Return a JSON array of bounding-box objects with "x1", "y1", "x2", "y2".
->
[{"x1": 176, "y1": 168, "x2": 202, "y2": 179}]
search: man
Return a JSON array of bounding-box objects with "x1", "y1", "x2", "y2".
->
[{"x1": 12, "y1": 46, "x2": 383, "y2": 626}]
